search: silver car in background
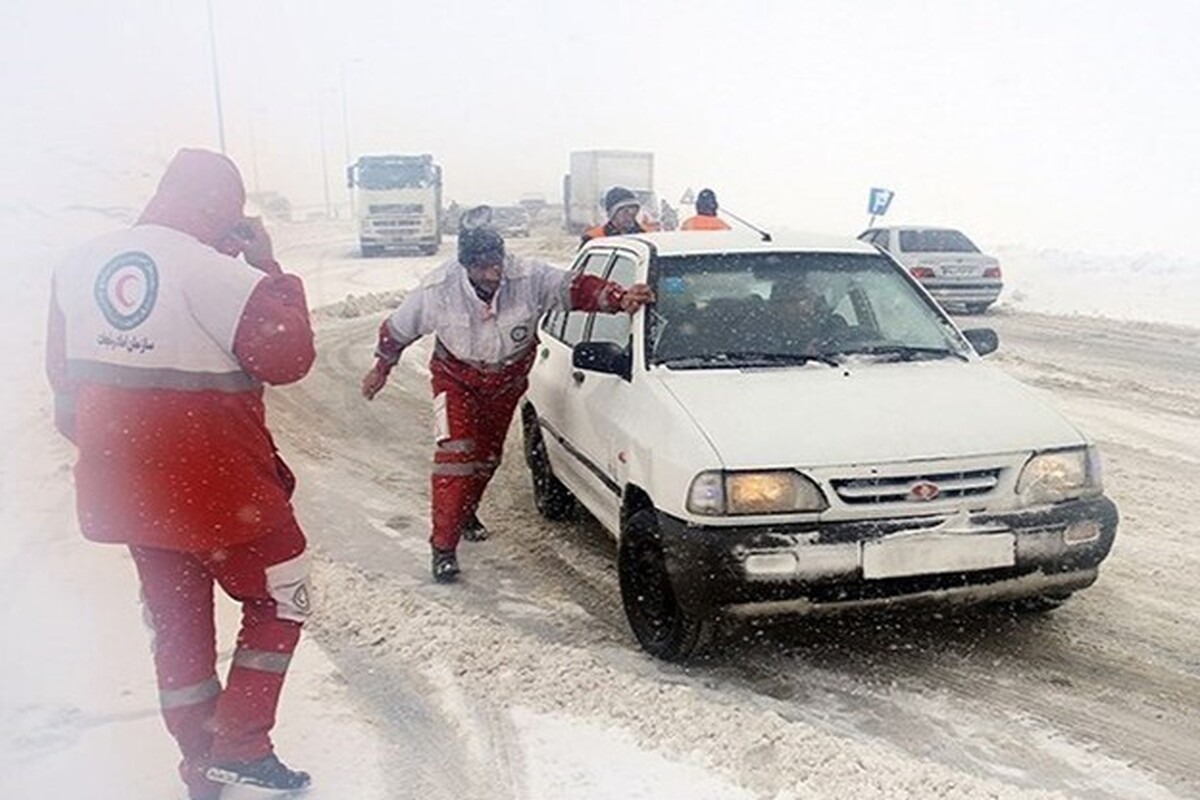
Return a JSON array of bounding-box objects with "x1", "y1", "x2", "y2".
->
[{"x1": 860, "y1": 226, "x2": 1002, "y2": 314}]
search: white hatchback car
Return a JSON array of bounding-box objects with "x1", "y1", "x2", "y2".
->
[
  {"x1": 859, "y1": 226, "x2": 1002, "y2": 313},
  {"x1": 522, "y1": 231, "x2": 1117, "y2": 661}
]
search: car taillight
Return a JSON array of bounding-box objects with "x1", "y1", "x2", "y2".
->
[
  {"x1": 984, "y1": 265, "x2": 1002, "y2": 278},
  {"x1": 909, "y1": 266, "x2": 935, "y2": 279}
]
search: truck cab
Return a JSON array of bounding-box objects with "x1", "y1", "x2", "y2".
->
[{"x1": 347, "y1": 154, "x2": 443, "y2": 257}]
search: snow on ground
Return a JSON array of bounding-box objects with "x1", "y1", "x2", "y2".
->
[
  {"x1": 1, "y1": 149, "x2": 1197, "y2": 798},
  {"x1": 993, "y1": 244, "x2": 1198, "y2": 328}
]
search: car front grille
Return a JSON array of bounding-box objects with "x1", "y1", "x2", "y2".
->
[{"x1": 831, "y1": 467, "x2": 1001, "y2": 505}]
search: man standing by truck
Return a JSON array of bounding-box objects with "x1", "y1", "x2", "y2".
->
[
  {"x1": 361, "y1": 220, "x2": 654, "y2": 582},
  {"x1": 580, "y1": 186, "x2": 652, "y2": 245}
]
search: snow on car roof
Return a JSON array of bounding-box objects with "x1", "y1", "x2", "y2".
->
[{"x1": 593, "y1": 230, "x2": 878, "y2": 257}]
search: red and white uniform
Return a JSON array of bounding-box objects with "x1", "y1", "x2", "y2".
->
[
  {"x1": 375, "y1": 255, "x2": 627, "y2": 551},
  {"x1": 47, "y1": 193, "x2": 316, "y2": 796}
]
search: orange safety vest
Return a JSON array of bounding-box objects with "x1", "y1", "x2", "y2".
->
[{"x1": 680, "y1": 214, "x2": 731, "y2": 231}]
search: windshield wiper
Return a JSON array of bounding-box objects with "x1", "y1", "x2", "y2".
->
[
  {"x1": 657, "y1": 351, "x2": 841, "y2": 369},
  {"x1": 826, "y1": 345, "x2": 968, "y2": 362}
]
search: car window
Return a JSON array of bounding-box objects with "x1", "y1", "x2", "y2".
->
[
  {"x1": 562, "y1": 250, "x2": 612, "y2": 346},
  {"x1": 898, "y1": 229, "x2": 979, "y2": 253},
  {"x1": 588, "y1": 253, "x2": 638, "y2": 346},
  {"x1": 649, "y1": 252, "x2": 963, "y2": 365}
]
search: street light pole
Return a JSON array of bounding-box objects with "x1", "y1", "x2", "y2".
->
[
  {"x1": 340, "y1": 59, "x2": 362, "y2": 217},
  {"x1": 205, "y1": 0, "x2": 226, "y2": 153}
]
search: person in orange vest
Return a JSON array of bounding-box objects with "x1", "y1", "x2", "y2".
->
[
  {"x1": 680, "y1": 188, "x2": 731, "y2": 231},
  {"x1": 580, "y1": 186, "x2": 651, "y2": 246}
]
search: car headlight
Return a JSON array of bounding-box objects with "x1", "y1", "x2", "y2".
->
[
  {"x1": 687, "y1": 470, "x2": 828, "y2": 516},
  {"x1": 1015, "y1": 447, "x2": 1103, "y2": 505}
]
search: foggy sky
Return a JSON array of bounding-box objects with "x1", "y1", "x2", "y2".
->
[{"x1": 3, "y1": 0, "x2": 1198, "y2": 256}]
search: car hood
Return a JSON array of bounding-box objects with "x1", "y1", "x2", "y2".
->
[{"x1": 655, "y1": 360, "x2": 1084, "y2": 468}]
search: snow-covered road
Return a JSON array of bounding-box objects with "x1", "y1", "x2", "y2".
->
[
  {"x1": 3, "y1": 217, "x2": 1196, "y2": 799},
  {"x1": 272, "y1": 223, "x2": 1200, "y2": 799}
]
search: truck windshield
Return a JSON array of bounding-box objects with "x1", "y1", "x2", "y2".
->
[
  {"x1": 355, "y1": 160, "x2": 436, "y2": 190},
  {"x1": 648, "y1": 252, "x2": 966, "y2": 367}
]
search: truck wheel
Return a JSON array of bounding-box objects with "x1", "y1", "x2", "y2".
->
[
  {"x1": 361, "y1": 243, "x2": 382, "y2": 258},
  {"x1": 619, "y1": 509, "x2": 715, "y2": 661},
  {"x1": 522, "y1": 409, "x2": 575, "y2": 520}
]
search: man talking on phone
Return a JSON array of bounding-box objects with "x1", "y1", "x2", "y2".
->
[{"x1": 46, "y1": 148, "x2": 316, "y2": 798}]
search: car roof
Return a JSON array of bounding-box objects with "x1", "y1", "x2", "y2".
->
[
  {"x1": 870, "y1": 225, "x2": 964, "y2": 232},
  {"x1": 589, "y1": 230, "x2": 879, "y2": 257}
]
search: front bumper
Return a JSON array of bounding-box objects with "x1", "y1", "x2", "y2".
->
[
  {"x1": 920, "y1": 279, "x2": 1002, "y2": 306},
  {"x1": 657, "y1": 496, "x2": 1118, "y2": 618}
]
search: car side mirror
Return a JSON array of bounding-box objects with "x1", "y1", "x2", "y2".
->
[
  {"x1": 962, "y1": 327, "x2": 999, "y2": 356},
  {"x1": 573, "y1": 341, "x2": 630, "y2": 379}
]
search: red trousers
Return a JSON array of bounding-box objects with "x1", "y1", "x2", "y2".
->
[
  {"x1": 429, "y1": 353, "x2": 529, "y2": 551},
  {"x1": 129, "y1": 518, "x2": 310, "y2": 795}
]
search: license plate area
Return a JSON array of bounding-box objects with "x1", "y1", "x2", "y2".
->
[{"x1": 862, "y1": 531, "x2": 1015, "y2": 580}]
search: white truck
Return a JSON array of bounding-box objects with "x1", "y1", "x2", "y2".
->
[
  {"x1": 563, "y1": 150, "x2": 654, "y2": 234},
  {"x1": 346, "y1": 154, "x2": 443, "y2": 257}
]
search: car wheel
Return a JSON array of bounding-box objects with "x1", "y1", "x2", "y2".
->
[
  {"x1": 965, "y1": 302, "x2": 992, "y2": 314},
  {"x1": 522, "y1": 408, "x2": 576, "y2": 520},
  {"x1": 619, "y1": 509, "x2": 715, "y2": 661},
  {"x1": 360, "y1": 243, "x2": 382, "y2": 258}
]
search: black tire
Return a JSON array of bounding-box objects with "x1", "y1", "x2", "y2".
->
[
  {"x1": 360, "y1": 243, "x2": 383, "y2": 258},
  {"x1": 965, "y1": 302, "x2": 992, "y2": 314},
  {"x1": 522, "y1": 409, "x2": 576, "y2": 521},
  {"x1": 618, "y1": 509, "x2": 715, "y2": 661},
  {"x1": 420, "y1": 244, "x2": 439, "y2": 256}
]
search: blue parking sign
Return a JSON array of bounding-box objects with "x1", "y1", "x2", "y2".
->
[{"x1": 868, "y1": 188, "x2": 894, "y2": 216}]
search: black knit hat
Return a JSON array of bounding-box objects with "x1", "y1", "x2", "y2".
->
[
  {"x1": 696, "y1": 188, "x2": 718, "y2": 215},
  {"x1": 604, "y1": 186, "x2": 639, "y2": 216},
  {"x1": 458, "y1": 226, "x2": 505, "y2": 267}
]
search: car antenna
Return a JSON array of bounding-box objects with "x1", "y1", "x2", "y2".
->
[{"x1": 719, "y1": 207, "x2": 772, "y2": 242}]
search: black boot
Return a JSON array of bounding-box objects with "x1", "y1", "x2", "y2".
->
[
  {"x1": 431, "y1": 547, "x2": 461, "y2": 583},
  {"x1": 206, "y1": 752, "x2": 311, "y2": 792},
  {"x1": 460, "y1": 513, "x2": 490, "y2": 542}
]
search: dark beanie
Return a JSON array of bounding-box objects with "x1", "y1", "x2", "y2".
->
[
  {"x1": 458, "y1": 226, "x2": 505, "y2": 267},
  {"x1": 696, "y1": 188, "x2": 718, "y2": 215},
  {"x1": 604, "y1": 186, "x2": 639, "y2": 216}
]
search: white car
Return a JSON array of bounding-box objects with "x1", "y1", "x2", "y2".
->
[
  {"x1": 522, "y1": 231, "x2": 1117, "y2": 661},
  {"x1": 859, "y1": 226, "x2": 1002, "y2": 313}
]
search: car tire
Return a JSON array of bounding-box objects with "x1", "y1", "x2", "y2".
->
[
  {"x1": 522, "y1": 408, "x2": 576, "y2": 521},
  {"x1": 965, "y1": 302, "x2": 992, "y2": 314},
  {"x1": 360, "y1": 243, "x2": 383, "y2": 258},
  {"x1": 619, "y1": 509, "x2": 716, "y2": 662}
]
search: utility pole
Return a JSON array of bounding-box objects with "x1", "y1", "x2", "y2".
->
[{"x1": 205, "y1": 0, "x2": 226, "y2": 153}]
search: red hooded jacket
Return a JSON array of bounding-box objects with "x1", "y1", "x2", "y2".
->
[{"x1": 45, "y1": 150, "x2": 316, "y2": 551}]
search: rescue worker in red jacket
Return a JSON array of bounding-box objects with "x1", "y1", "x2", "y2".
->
[
  {"x1": 45, "y1": 149, "x2": 316, "y2": 799},
  {"x1": 361, "y1": 220, "x2": 655, "y2": 582},
  {"x1": 680, "y1": 188, "x2": 732, "y2": 231},
  {"x1": 580, "y1": 185, "x2": 652, "y2": 246}
]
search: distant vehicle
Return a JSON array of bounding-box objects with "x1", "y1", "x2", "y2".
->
[
  {"x1": 347, "y1": 154, "x2": 443, "y2": 257},
  {"x1": 563, "y1": 150, "x2": 654, "y2": 234},
  {"x1": 524, "y1": 231, "x2": 1116, "y2": 661},
  {"x1": 492, "y1": 205, "x2": 531, "y2": 237},
  {"x1": 859, "y1": 226, "x2": 1002, "y2": 314}
]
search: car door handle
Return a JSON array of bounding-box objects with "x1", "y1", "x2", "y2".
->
[{"x1": 571, "y1": 370, "x2": 585, "y2": 385}]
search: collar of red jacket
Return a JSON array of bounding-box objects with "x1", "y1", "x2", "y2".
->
[{"x1": 137, "y1": 148, "x2": 246, "y2": 250}]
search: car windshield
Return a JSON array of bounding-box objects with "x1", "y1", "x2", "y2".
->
[
  {"x1": 898, "y1": 229, "x2": 980, "y2": 253},
  {"x1": 648, "y1": 252, "x2": 967, "y2": 367}
]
